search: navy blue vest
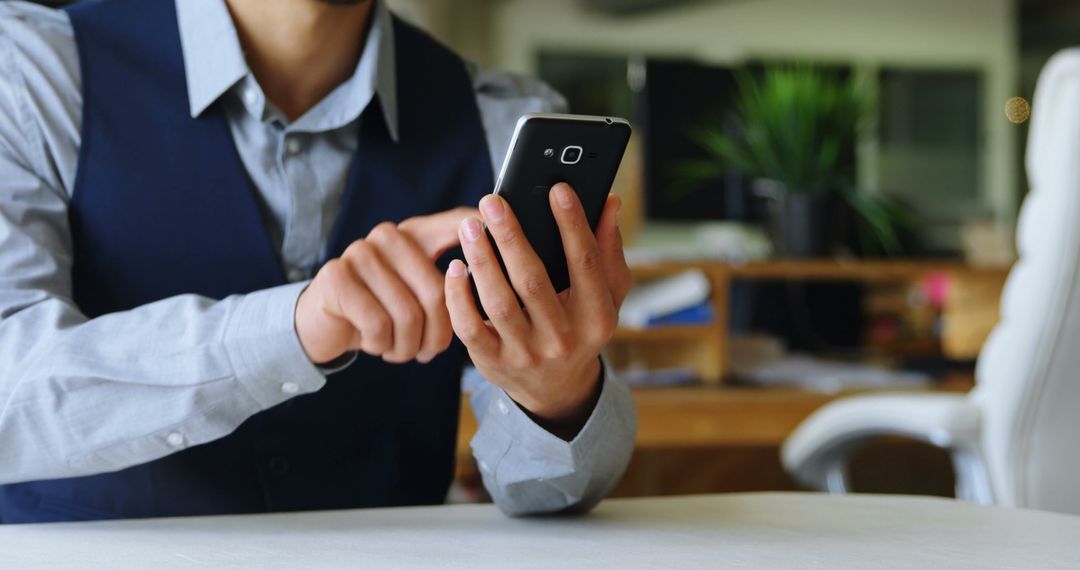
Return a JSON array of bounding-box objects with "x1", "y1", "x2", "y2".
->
[{"x1": 0, "y1": 0, "x2": 493, "y2": 523}]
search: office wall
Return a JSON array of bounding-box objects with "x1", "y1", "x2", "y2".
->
[{"x1": 489, "y1": 0, "x2": 1021, "y2": 226}]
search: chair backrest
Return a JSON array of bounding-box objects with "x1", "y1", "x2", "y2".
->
[{"x1": 973, "y1": 48, "x2": 1080, "y2": 514}]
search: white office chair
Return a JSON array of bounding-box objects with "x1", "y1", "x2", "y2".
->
[{"x1": 782, "y1": 49, "x2": 1080, "y2": 515}]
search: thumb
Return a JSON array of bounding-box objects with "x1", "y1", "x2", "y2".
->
[{"x1": 398, "y1": 206, "x2": 480, "y2": 259}]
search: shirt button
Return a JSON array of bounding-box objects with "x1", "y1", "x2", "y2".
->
[
  {"x1": 242, "y1": 88, "x2": 258, "y2": 107},
  {"x1": 285, "y1": 137, "x2": 302, "y2": 155},
  {"x1": 166, "y1": 432, "x2": 184, "y2": 447},
  {"x1": 281, "y1": 382, "x2": 300, "y2": 395},
  {"x1": 286, "y1": 268, "x2": 306, "y2": 282},
  {"x1": 496, "y1": 399, "x2": 510, "y2": 415}
]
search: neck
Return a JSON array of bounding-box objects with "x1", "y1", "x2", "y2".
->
[{"x1": 226, "y1": 0, "x2": 375, "y2": 121}]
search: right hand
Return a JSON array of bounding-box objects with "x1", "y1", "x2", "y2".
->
[{"x1": 295, "y1": 207, "x2": 477, "y2": 365}]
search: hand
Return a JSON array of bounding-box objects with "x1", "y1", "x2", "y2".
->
[
  {"x1": 445, "y1": 184, "x2": 632, "y2": 436},
  {"x1": 295, "y1": 208, "x2": 477, "y2": 365}
]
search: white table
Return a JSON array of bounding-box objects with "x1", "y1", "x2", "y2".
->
[{"x1": 2, "y1": 493, "x2": 1078, "y2": 568}]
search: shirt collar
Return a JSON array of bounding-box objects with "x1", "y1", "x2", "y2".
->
[{"x1": 175, "y1": 0, "x2": 399, "y2": 140}]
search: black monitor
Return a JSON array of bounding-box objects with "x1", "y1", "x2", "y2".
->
[{"x1": 635, "y1": 59, "x2": 743, "y2": 222}]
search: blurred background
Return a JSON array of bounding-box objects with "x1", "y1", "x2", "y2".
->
[
  {"x1": 388, "y1": 0, "x2": 1066, "y2": 251},
  {"x1": 382, "y1": 0, "x2": 1079, "y2": 502}
]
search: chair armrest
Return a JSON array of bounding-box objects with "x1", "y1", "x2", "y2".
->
[{"x1": 782, "y1": 393, "x2": 982, "y2": 495}]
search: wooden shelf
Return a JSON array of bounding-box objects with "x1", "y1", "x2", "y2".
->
[
  {"x1": 612, "y1": 325, "x2": 716, "y2": 341},
  {"x1": 607, "y1": 259, "x2": 1009, "y2": 384}
]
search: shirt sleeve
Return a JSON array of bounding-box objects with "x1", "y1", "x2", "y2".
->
[
  {"x1": 466, "y1": 361, "x2": 637, "y2": 515},
  {"x1": 0, "y1": 7, "x2": 326, "y2": 485}
]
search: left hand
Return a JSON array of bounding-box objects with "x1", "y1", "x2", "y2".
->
[{"x1": 445, "y1": 183, "x2": 632, "y2": 437}]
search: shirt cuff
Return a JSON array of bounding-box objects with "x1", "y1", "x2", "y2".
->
[
  {"x1": 469, "y1": 359, "x2": 637, "y2": 511},
  {"x1": 223, "y1": 282, "x2": 328, "y2": 409}
]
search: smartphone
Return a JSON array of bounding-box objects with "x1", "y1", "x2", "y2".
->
[{"x1": 472, "y1": 113, "x2": 632, "y2": 318}]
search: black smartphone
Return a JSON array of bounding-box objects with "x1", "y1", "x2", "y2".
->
[{"x1": 472, "y1": 113, "x2": 632, "y2": 318}]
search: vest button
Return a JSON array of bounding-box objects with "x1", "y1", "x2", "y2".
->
[
  {"x1": 286, "y1": 268, "x2": 306, "y2": 283},
  {"x1": 268, "y1": 456, "x2": 290, "y2": 476}
]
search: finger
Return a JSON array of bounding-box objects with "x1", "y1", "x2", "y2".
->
[
  {"x1": 548, "y1": 183, "x2": 613, "y2": 310},
  {"x1": 594, "y1": 194, "x2": 633, "y2": 308},
  {"x1": 342, "y1": 240, "x2": 424, "y2": 363},
  {"x1": 458, "y1": 216, "x2": 530, "y2": 342},
  {"x1": 367, "y1": 223, "x2": 452, "y2": 363},
  {"x1": 317, "y1": 259, "x2": 393, "y2": 357},
  {"x1": 444, "y1": 259, "x2": 499, "y2": 355},
  {"x1": 399, "y1": 207, "x2": 480, "y2": 259},
  {"x1": 478, "y1": 194, "x2": 565, "y2": 332}
]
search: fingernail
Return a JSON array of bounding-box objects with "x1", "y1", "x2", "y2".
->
[
  {"x1": 417, "y1": 352, "x2": 434, "y2": 364},
  {"x1": 554, "y1": 184, "x2": 574, "y2": 210},
  {"x1": 480, "y1": 195, "x2": 505, "y2": 224},
  {"x1": 612, "y1": 194, "x2": 622, "y2": 224},
  {"x1": 447, "y1": 259, "x2": 467, "y2": 278},
  {"x1": 461, "y1": 218, "x2": 482, "y2": 242}
]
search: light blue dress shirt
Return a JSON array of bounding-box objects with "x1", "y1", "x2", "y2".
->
[{"x1": 0, "y1": 0, "x2": 636, "y2": 515}]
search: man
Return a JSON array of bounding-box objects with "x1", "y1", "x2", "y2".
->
[{"x1": 0, "y1": 0, "x2": 636, "y2": 523}]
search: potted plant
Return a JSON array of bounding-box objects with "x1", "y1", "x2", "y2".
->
[{"x1": 679, "y1": 65, "x2": 905, "y2": 257}]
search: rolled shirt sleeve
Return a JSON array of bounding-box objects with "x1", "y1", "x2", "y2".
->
[{"x1": 467, "y1": 361, "x2": 638, "y2": 515}]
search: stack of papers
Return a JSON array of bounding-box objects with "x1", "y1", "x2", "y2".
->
[
  {"x1": 619, "y1": 269, "x2": 712, "y2": 329},
  {"x1": 738, "y1": 354, "x2": 930, "y2": 394}
]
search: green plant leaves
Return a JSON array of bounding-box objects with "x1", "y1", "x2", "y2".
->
[
  {"x1": 673, "y1": 64, "x2": 906, "y2": 255},
  {"x1": 726, "y1": 65, "x2": 865, "y2": 194}
]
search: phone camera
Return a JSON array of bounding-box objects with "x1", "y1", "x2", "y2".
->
[{"x1": 561, "y1": 146, "x2": 583, "y2": 165}]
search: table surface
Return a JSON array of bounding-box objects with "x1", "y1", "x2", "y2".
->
[{"x1": 3, "y1": 493, "x2": 1078, "y2": 569}]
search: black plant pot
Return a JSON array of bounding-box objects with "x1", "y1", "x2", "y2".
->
[{"x1": 769, "y1": 192, "x2": 832, "y2": 258}]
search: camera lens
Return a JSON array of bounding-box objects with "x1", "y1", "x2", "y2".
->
[{"x1": 561, "y1": 146, "x2": 582, "y2": 164}]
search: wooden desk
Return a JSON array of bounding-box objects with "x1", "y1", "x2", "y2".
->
[
  {"x1": 5, "y1": 493, "x2": 1077, "y2": 568},
  {"x1": 610, "y1": 259, "x2": 1008, "y2": 383}
]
